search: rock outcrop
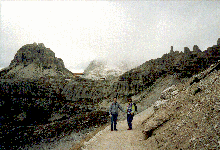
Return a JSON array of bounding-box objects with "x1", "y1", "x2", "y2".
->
[
  {"x1": 0, "y1": 43, "x2": 73, "y2": 79},
  {"x1": 193, "y1": 45, "x2": 201, "y2": 52},
  {"x1": 184, "y1": 47, "x2": 191, "y2": 53},
  {"x1": 170, "y1": 46, "x2": 174, "y2": 53}
]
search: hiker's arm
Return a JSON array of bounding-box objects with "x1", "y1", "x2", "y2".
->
[
  {"x1": 109, "y1": 104, "x2": 112, "y2": 115},
  {"x1": 119, "y1": 104, "x2": 126, "y2": 113}
]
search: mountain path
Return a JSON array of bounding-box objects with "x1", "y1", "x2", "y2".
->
[{"x1": 81, "y1": 106, "x2": 154, "y2": 150}]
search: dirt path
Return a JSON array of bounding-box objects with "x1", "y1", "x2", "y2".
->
[{"x1": 81, "y1": 106, "x2": 154, "y2": 150}]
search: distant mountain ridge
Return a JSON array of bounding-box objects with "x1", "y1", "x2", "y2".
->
[
  {"x1": 83, "y1": 59, "x2": 132, "y2": 80},
  {"x1": 0, "y1": 43, "x2": 73, "y2": 79},
  {"x1": 62, "y1": 38, "x2": 220, "y2": 103},
  {"x1": 116, "y1": 38, "x2": 220, "y2": 97}
]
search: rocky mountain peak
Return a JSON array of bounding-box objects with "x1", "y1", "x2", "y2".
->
[
  {"x1": 10, "y1": 43, "x2": 56, "y2": 68},
  {"x1": 0, "y1": 43, "x2": 72, "y2": 79}
]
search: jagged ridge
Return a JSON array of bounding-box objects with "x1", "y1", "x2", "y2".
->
[{"x1": 117, "y1": 38, "x2": 220, "y2": 97}]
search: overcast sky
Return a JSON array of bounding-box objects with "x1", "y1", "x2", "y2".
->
[{"x1": 1, "y1": 1, "x2": 220, "y2": 72}]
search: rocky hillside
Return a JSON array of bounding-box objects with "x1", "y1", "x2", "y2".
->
[
  {"x1": 0, "y1": 43, "x2": 73, "y2": 79},
  {"x1": 0, "y1": 77, "x2": 110, "y2": 149},
  {"x1": 141, "y1": 61, "x2": 220, "y2": 149},
  {"x1": 83, "y1": 60, "x2": 131, "y2": 80}
]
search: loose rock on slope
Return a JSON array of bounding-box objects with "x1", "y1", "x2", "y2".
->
[{"x1": 142, "y1": 62, "x2": 220, "y2": 149}]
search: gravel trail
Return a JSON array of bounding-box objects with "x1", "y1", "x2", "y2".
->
[{"x1": 81, "y1": 106, "x2": 154, "y2": 150}]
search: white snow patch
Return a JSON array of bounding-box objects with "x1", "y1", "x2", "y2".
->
[
  {"x1": 154, "y1": 100, "x2": 168, "y2": 107},
  {"x1": 162, "y1": 85, "x2": 176, "y2": 93},
  {"x1": 171, "y1": 90, "x2": 179, "y2": 96}
]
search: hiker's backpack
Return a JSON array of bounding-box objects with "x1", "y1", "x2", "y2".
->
[{"x1": 133, "y1": 103, "x2": 137, "y2": 112}]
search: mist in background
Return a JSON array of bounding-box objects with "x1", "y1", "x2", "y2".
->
[{"x1": 1, "y1": 1, "x2": 220, "y2": 72}]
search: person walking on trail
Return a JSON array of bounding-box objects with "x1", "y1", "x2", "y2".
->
[
  {"x1": 127, "y1": 98, "x2": 135, "y2": 130},
  {"x1": 109, "y1": 97, "x2": 124, "y2": 131}
]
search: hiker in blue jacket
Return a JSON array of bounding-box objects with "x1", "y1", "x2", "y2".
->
[
  {"x1": 109, "y1": 97, "x2": 125, "y2": 131},
  {"x1": 127, "y1": 98, "x2": 135, "y2": 130}
]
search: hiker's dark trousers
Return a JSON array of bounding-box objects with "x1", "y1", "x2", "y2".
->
[
  {"x1": 127, "y1": 114, "x2": 134, "y2": 129},
  {"x1": 111, "y1": 114, "x2": 118, "y2": 130}
]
